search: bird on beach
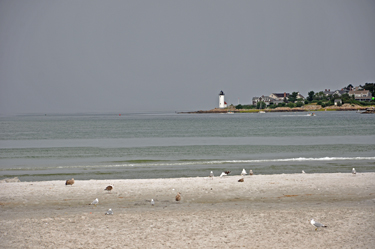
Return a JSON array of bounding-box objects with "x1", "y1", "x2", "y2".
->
[
  {"x1": 105, "y1": 208, "x2": 113, "y2": 215},
  {"x1": 249, "y1": 170, "x2": 253, "y2": 175},
  {"x1": 219, "y1": 172, "x2": 227, "y2": 177},
  {"x1": 104, "y1": 185, "x2": 113, "y2": 192},
  {"x1": 310, "y1": 219, "x2": 327, "y2": 231},
  {"x1": 209, "y1": 171, "x2": 214, "y2": 179},
  {"x1": 238, "y1": 178, "x2": 244, "y2": 182},
  {"x1": 352, "y1": 168, "x2": 356, "y2": 175},
  {"x1": 224, "y1": 171, "x2": 231, "y2": 175},
  {"x1": 151, "y1": 199, "x2": 155, "y2": 206},
  {"x1": 241, "y1": 169, "x2": 247, "y2": 176},
  {"x1": 175, "y1": 192, "x2": 181, "y2": 201},
  {"x1": 90, "y1": 198, "x2": 99, "y2": 206},
  {"x1": 65, "y1": 178, "x2": 74, "y2": 186},
  {"x1": 302, "y1": 170, "x2": 306, "y2": 174}
]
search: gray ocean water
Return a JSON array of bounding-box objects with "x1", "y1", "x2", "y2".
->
[{"x1": 1, "y1": 111, "x2": 374, "y2": 181}]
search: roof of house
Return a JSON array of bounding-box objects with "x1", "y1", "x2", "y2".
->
[
  {"x1": 348, "y1": 90, "x2": 370, "y2": 94},
  {"x1": 252, "y1": 96, "x2": 277, "y2": 102},
  {"x1": 271, "y1": 93, "x2": 290, "y2": 98}
]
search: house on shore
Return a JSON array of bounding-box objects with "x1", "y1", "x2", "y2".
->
[
  {"x1": 349, "y1": 90, "x2": 373, "y2": 102},
  {"x1": 334, "y1": 99, "x2": 342, "y2": 106},
  {"x1": 252, "y1": 92, "x2": 305, "y2": 106},
  {"x1": 269, "y1": 92, "x2": 290, "y2": 101},
  {"x1": 252, "y1": 96, "x2": 279, "y2": 106}
]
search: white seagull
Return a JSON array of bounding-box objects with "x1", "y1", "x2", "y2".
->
[
  {"x1": 90, "y1": 198, "x2": 99, "y2": 206},
  {"x1": 209, "y1": 171, "x2": 214, "y2": 179},
  {"x1": 219, "y1": 172, "x2": 227, "y2": 177},
  {"x1": 302, "y1": 170, "x2": 306, "y2": 174},
  {"x1": 241, "y1": 169, "x2": 247, "y2": 176},
  {"x1": 310, "y1": 219, "x2": 327, "y2": 231},
  {"x1": 105, "y1": 208, "x2": 113, "y2": 215},
  {"x1": 352, "y1": 168, "x2": 356, "y2": 174},
  {"x1": 151, "y1": 199, "x2": 155, "y2": 206},
  {"x1": 249, "y1": 170, "x2": 253, "y2": 175}
]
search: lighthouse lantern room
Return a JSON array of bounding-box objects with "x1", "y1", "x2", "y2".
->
[{"x1": 219, "y1": 90, "x2": 227, "y2": 108}]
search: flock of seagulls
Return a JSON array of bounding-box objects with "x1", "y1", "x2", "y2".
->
[{"x1": 64, "y1": 167, "x2": 356, "y2": 227}]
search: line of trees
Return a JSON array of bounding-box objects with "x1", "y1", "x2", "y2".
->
[{"x1": 235, "y1": 83, "x2": 375, "y2": 110}]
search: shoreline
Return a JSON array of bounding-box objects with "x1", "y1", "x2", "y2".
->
[
  {"x1": 178, "y1": 103, "x2": 373, "y2": 114},
  {"x1": 1, "y1": 173, "x2": 375, "y2": 248}
]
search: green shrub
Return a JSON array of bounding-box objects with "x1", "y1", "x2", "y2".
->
[
  {"x1": 296, "y1": 101, "x2": 304, "y2": 107},
  {"x1": 287, "y1": 102, "x2": 295, "y2": 108}
]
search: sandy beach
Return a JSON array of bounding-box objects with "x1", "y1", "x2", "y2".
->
[{"x1": 1, "y1": 173, "x2": 375, "y2": 248}]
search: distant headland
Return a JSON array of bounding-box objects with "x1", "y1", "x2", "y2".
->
[
  {"x1": 180, "y1": 83, "x2": 375, "y2": 114},
  {"x1": 179, "y1": 103, "x2": 371, "y2": 114}
]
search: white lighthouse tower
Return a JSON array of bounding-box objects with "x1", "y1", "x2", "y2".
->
[{"x1": 219, "y1": 90, "x2": 227, "y2": 108}]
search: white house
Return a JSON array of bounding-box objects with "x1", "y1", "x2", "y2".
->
[{"x1": 348, "y1": 90, "x2": 372, "y2": 102}]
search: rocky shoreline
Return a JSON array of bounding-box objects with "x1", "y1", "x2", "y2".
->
[{"x1": 179, "y1": 104, "x2": 371, "y2": 114}]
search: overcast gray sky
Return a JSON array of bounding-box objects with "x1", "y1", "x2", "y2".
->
[{"x1": 1, "y1": 0, "x2": 374, "y2": 114}]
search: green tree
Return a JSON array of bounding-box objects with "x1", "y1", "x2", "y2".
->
[
  {"x1": 363, "y1": 83, "x2": 375, "y2": 96},
  {"x1": 257, "y1": 101, "x2": 266, "y2": 109},
  {"x1": 236, "y1": 104, "x2": 243, "y2": 109},
  {"x1": 288, "y1": 92, "x2": 298, "y2": 103},
  {"x1": 296, "y1": 101, "x2": 304, "y2": 107},
  {"x1": 287, "y1": 102, "x2": 295, "y2": 108},
  {"x1": 341, "y1": 93, "x2": 351, "y2": 102},
  {"x1": 307, "y1": 91, "x2": 314, "y2": 102}
]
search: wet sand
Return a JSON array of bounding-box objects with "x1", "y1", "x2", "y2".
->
[{"x1": 1, "y1": 173, "x2": 375, "y2": 248}]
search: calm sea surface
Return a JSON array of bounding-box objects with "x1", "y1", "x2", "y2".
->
[{"x1": 1, "y1": 111, "x2": 374, "y2": 181}]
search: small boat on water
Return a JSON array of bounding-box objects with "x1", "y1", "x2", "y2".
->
[
  {"x1": 307, "y1": 113, "x2": 316, "y2": 116},
  {"x1": 361, "y1": 107, "x2": 375, "y2": 114},
  {"x1": 259, "y1": 111, "x2": 266, "y2": 114}
]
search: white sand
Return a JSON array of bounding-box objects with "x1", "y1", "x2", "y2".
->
[{"x1": 1, "y1": 173, "x2": 375, "y2": 248}]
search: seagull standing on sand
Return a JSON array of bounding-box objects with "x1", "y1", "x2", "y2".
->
[
  {"x1": 209, "y1": 171, "x2": 214, "y2": 179},
  {"x1": 310, "y1": 219, "x2": 327, "y2": 231},
  {"x1": 352, "y1": 168, "x2": 356, "y2": 174},
  {"x1": 249, "y1": 170, "x2": 253, "y2": 175},
  {"x1": 241, "y1": 169, "x2": 247, "y2": 176},
  {"x1": 105, "y1": 208, "x2": 113, "y2": 215},
  {"x1": 302, "y1": 170, "x2": 306, "y2": 174},
  {"x1": 90, "y1": 198, "x2": 99, "y2": 206},
  {"x1": 175, "y1": 192, "x2": 181, "y2": 202},
  {"x1": 65, "y1": 178, "x2": 74, "y2": 186},
  {"x1": 151, "y1": 199, "x2": 155, "y2": 206},
  {"x1": 219, "y1": 172, "x2": 227, "y2": 177}
]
